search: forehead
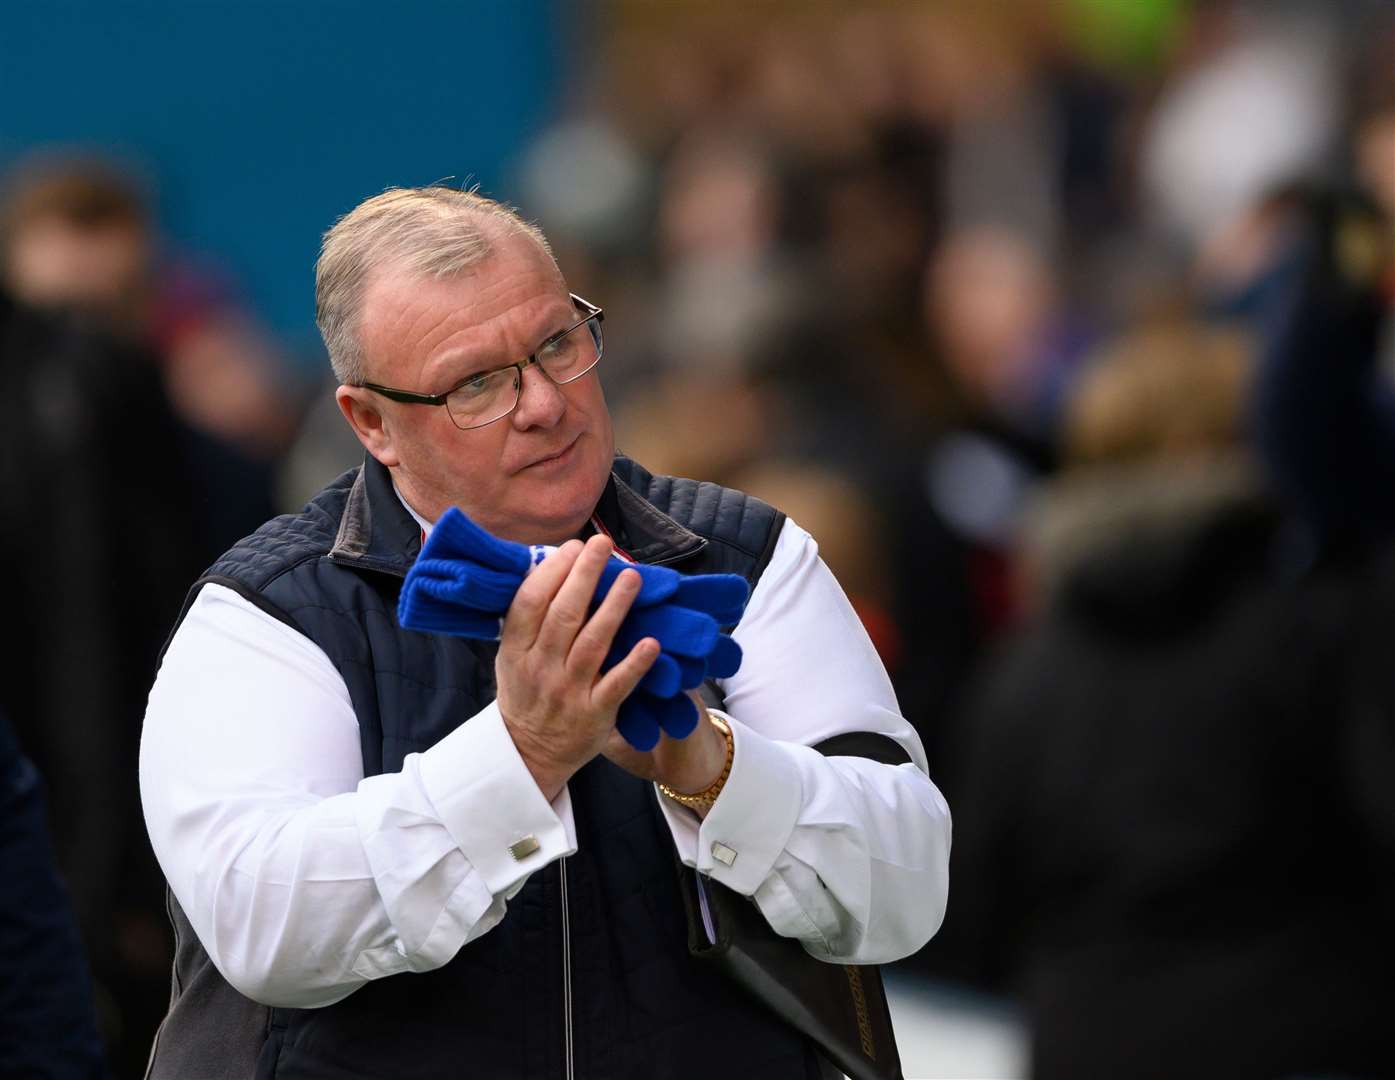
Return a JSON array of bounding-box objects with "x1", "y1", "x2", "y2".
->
[{"x1": 358, "y1": 233, "x2": 570, "y2": 381}]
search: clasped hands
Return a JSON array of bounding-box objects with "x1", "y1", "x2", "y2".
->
[{"x1": 398, "y1": 509, "x2": 748, "y2": 800}]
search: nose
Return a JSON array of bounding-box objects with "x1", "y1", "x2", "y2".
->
[{"x1": 510, "y1": 360, "x2": 566, "y2": 430}]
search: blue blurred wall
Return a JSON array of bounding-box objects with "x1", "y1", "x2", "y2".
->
[{"x1": 0, "y1": 0, "x2": 563, "y2": 356}]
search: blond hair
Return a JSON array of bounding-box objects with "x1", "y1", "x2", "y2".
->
[
  {"x1": 1064, "y1": 322, "x2": 1253, "y2": 468},
  {"x1": 315, "y1": 186, "x2": 553, "y2": 385}
]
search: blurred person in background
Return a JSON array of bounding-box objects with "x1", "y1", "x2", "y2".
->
[
  {"x1": 1250, "y1": 185, "x2": 1395, "y2": 548},
  {"x1": 1245, "y1": 34, "x2": 1395, "y2": 549},
  {"x1": 858, "y1": 222, "x2": 1090, "y2": 796},
  {"x1": 941, "y1": 310, "x2": 1395, "y2": 1078},
  {"x1": 916, "y1": 225, "x2": 1073, "y2": 621},
  {"x1": 594, "y1": 42, "x2": 986, "y2": 775},
  {"x1": 611, "y1": 126, "x2": 797, "y2": 485},
  {"x1": 0, "y1": 706, "x2": 107, "y2": 1078},
  {"x1": 729, "y1": 459, "x2": 905, "y2": 670},
  {"x1": 1, "y1": 159, "x2": 150, "y2": 335},
  {"x1": 0, "y1": 150, "x2": 311, "y2": 1076},
  {"x1": 0, "y1": 272, "x2": 202, "y2": 1075},
  {"x1": 0, "y1": 154, "x2": 298, "y2": 558}
]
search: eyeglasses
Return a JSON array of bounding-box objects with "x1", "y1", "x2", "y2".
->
[{"x1": 359, "y1": 294, "x2": 604, "y2": 430}]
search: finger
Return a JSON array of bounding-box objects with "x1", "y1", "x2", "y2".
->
[
  {"x1": 705, "y1": 634, "x2": 743, "y2": 679},
  {"x1": 672, "y1": 574, "x2": 750, "y2": 626},
  {"x1": 612, "y1": 604, "x2": 719, "y2": 659},
  {"x1": 634, "y1": 652, "x2": 681, "y2": 697},
  {"x1": 500, "y1": 539, "x2": 583, "y2": 652},
  {"x1": 616, "y1": 696, "x2": 662, "y2": 752},
  {"x1": 670, "y1": 652, "x2": 707, "y2": 690},
  {"x1": 428, "y1": 507, "x2": 533, "y2": 575},
  {"x1": 651, "y1": 691, "x2": 700, "y2": 739},
  {"x1": 610, "y1": 646, "x2": 703, "y2": 693},
  {"x1": 569, "y1": 566, "x2": 643, "y2": 679},
  {"x1": 534, "y1": 534, "x2": 614, "y2": 657},
  {"x1": 596, "y1": 558, "x2": 680, "y2": 608},
  {"x1": 409, "y1": 557, "x2": 471, "y2": 589},
  {"x1": 413, "y1": 561, "x2": 522, "y2": 613},
  {"x1": 593, "y1": 635, "x2": 660, "y2": 713},
  {"x1": 397, "y1": 595, "x2": 504, "y2": 640}
]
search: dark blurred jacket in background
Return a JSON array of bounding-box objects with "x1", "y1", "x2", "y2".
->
[
  {"x1": 0, "y1": 706, "x2": 107, "y2": 1078},
  {"x1": 0, "y1": 288, "x2": 204, "y2": 1076},
  {"x1": 948, "y1": 470, "x2": 1395, "y2": 1079},
  {"x1": 936, "y1": 189, "x2": 1395, "y2": 1079}
]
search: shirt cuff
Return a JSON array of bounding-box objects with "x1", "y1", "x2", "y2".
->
[
  {"x1": 416, "y1": 701, "x2": 577, "y2": 896},
  {"x1": 655, "y1": 710, "x2": 804, "y2": 896}
]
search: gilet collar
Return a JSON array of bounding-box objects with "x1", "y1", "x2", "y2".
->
[{"x1": 329, "y1": 455, "x2": 707, "y2": 576}]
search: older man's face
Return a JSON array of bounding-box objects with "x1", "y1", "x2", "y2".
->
[{"x1": 347, "y1": 231, "x2": 615, "y2": 544}]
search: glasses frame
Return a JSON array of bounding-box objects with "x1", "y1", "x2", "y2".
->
[{"x1": 358, "y1": 293, "x2": 604, "y2": 430}]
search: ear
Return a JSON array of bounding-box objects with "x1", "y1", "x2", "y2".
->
[{"x1": 336, "y1": 385, "x2": 401, "y2": 467}]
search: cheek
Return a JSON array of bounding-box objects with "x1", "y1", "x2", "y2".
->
[
  {"x1": 576, "y1": 381, "x2": 614, "y2": 448},
  {"x1": 402, "y1": 415, "x2": 485, "y2": 482},
  {"x1": 395, "y1": 417, "x2": 437, "y2": 468}
]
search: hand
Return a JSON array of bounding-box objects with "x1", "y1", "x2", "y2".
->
[
  {"x1": 604, "y1": 691, "x2": 730, "y2": 816},
  {"x1": 497, "y1": 535, "x2": 660, "y2": 801}
]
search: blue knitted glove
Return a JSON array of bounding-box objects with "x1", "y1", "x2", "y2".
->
[
  {"x1": 397, "y1": 507, "x2": 750, "y2": 751},
  {"x1": 670, "y1": 575, "x2": 749, "y2": 628},
  {"x1": 418, "y1": 507, "x2": 683, "y2": 606},
  {"x1": 618, "y1": 691, "x2": 701, "y2": 751}
]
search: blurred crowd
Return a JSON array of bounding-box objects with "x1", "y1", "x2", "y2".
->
[
  {"x1": 513, "y1": 3, "x2": 1395, "y2": 1074},
  {"x1": 2, "y1": 0, "x2": 1394, "y2": 1076}
]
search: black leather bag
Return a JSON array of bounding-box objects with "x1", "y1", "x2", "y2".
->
[
  {"x1": 674, "y1": 725, "x2": 911, "y2": 1080},
  {"x1": 677, "y1": 866, "x2": 904, "y2": 1080}
]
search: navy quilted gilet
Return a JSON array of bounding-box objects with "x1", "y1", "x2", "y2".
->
[{"x1": 146, "y1": 455, "x2": 837, "y2": 1080}]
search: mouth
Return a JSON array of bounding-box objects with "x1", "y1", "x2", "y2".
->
[{"x1": 524, "y1": 433, "x2": 581, "y2": 471}]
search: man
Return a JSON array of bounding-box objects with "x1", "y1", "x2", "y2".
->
[{"x1": 140, "y1": 186, "x2": 951, "y2": 1079}]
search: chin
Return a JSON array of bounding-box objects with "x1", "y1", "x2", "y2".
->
[
  {"x1": 531, "y1": 452, "x2": 612, "y2": 542},
  {"x1": 537, "y1": 486, "x2": 606, "y2": 543}
]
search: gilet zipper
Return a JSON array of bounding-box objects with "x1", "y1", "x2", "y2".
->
[{"x1": 561, "y1": 856, "x2": 574, "y2": 1080}]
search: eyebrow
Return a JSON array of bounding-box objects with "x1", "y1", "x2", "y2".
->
[{"x1": 436, "y1": 307, "x2": 577, "y2": 387}]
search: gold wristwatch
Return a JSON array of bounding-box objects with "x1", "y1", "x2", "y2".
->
[{"x1": 658, "y1": 713, "x2": 733, "y2": 811}]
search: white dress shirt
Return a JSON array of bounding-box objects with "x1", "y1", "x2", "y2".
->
[{"x1": 140, "y1": 515, "x2": 951, "y2": 1009}]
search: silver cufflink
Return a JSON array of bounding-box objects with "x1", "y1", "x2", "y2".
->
[
  {"x1": 710, "y1": 841, "x2": 737, "y2": 867},
  {"x1": 509, "y1": 835, "x2": 541, "y2": 861}
]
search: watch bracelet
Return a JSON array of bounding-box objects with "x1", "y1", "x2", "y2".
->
[{"x1": 658, "y1": 713, "x2": 733, "y2": 810}]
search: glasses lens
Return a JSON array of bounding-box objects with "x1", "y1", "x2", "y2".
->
[
  {"x1": 445, "y1": 368, "x2": 520, "y2": 429},
  {"x1": 537, "y1": 317, "x2": 603, "y2": 384}
]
